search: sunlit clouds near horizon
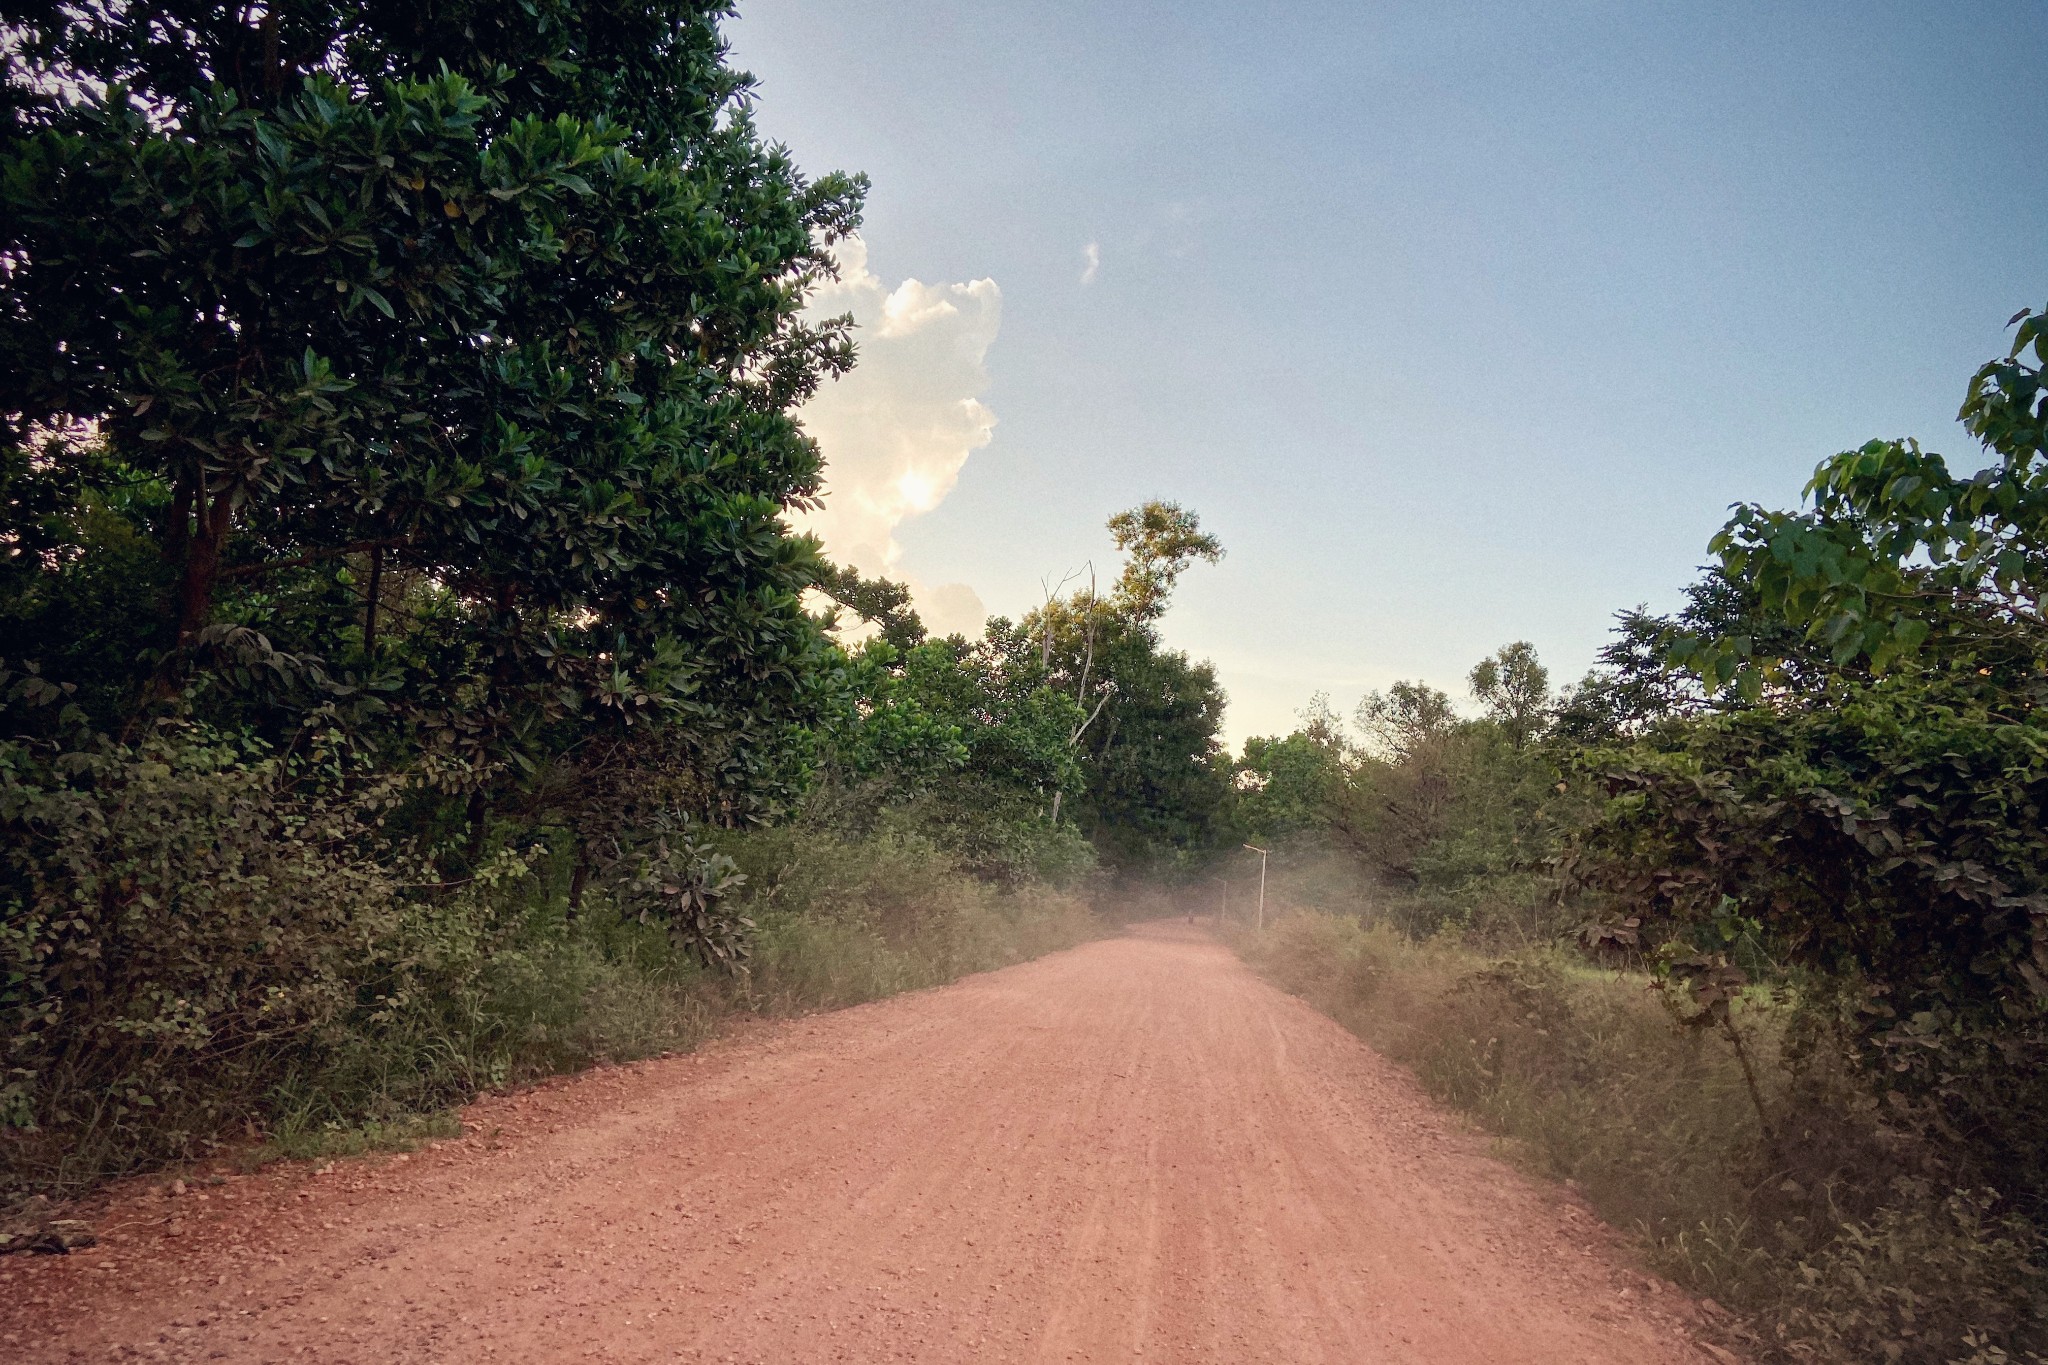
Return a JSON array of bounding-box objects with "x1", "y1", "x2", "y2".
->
[
  {"x1": 794, "y1": 236, "x2": 999, "y2": 637},
  {"x1": 735, "y1": 0, "x2": 2048, "y2": 743}
]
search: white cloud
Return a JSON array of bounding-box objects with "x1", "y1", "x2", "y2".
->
[
  {"x1": 1080, "y1": 240, "x2": 1100, "y2": 285},
  {"x1": 796, "y1": 236, "x2": 997, "y2": 636},
  {"x1": 918, "y1": 582, "x2": 988, "y2": 637}
]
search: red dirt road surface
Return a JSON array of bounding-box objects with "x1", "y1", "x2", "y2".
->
[{"x1": 3, "y1": 923, "x2": 1726, "y2": 1363}]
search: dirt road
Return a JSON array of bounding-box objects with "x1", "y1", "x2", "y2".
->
[{"x1": 4, "y1": 923, "x2": 1721, "y2": 1363}]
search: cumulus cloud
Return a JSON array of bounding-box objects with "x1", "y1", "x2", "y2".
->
[
  {"x1": 795, "y1": 236, "x2": 998, "y2": 636},
  {"x1": 1080, "y1": 240, "x2": 1100, "y2": 285},
  {"x1": 917, "y1": 582, "x2": 990, "y2": 638}
]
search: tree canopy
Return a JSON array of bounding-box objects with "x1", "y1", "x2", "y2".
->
[
  {"x1": 1, "y1": 1, "x2": 867, "y2": 846},
  {"x1": 1673, "y1": 303, "x2": 2048, "y2": 696},
  {"x1": 1016, "y1": 501, "x2": 1231, "y2": 868}
]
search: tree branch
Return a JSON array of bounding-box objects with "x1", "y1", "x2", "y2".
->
[{"x1": 222, "y1": 537, "x2": 409, "y2": 580}]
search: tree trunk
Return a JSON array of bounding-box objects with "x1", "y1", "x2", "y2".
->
[
  {"x1": 363, "y1": 544, "x2": 384, "y2": 659},
  {"x1": 1720, "y1": 1013, "x2": 1779, "y2": 1162},
  {"x1": 567, "y1": 840, "x2": 592, "y2": 920},
  {"x1": 141, "y1": 471, "x2": 235, "y2": 712},
  {"x1": 174, "y1": 478, "x2": 237, "y2": 647},
  {"x1": 465, "y1": 789, "x2": 490, "y2": 871}
]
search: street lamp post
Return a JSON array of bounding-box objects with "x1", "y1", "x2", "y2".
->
[{"x1": 1243, "y1": 844, "x2": 1268, "y2": 930}]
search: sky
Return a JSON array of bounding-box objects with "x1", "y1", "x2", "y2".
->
[{"x1": 728, "y1": 0, "x2": 2048, "y2": 745}]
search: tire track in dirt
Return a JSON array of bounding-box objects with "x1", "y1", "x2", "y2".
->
[{"x1": 2, "y1": 922, "x2": 1725, "y2": 1363}]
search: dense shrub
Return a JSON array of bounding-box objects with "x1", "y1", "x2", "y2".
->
[
  {"x1": 0, "y1": 722, "x2": 1099, "y2": 1200},
  {"x1": 1778, "y1": 1184, "x2": 2044, "y2": 1365},
  {"x1": 1, "y1": 721, "x2": 424, "y2": 1188},
  {"x1": 727, "y1": 822, "x2": 1096, "y2": 1010}
]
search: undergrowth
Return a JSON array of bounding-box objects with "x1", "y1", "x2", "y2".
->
[
  {"x1": 1, "y1": 825, "x2": 1098, "y2": 1202},
  {"x1": 243, "y1": 1111, "x2": 464, "y2": 1169},
  {"x1": 733, "y1": 823, "x2": 1099, "y2": 1011},
  {"x1": 1231, "y1": 906, "x2": 2048, "y2": 1365}
]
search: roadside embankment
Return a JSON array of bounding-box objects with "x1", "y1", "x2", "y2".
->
[{"x1": 1228, "y1": 909, "x2": 2046, "y2": 1365}]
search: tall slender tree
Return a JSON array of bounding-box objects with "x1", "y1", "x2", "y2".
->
[{"x1": 1022, "y1": 501, "x2": 1230, "y2": 866}]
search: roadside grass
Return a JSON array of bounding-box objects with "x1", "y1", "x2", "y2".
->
[
  {"x1": 1227, "y1": 906, "x2": 2048, "y2": 1365},
  {"x1": 240, "y1": 1112, "x2": 465, "y2": 1169},
  {"x1": 730, "y1": 823, "x2": 1099, "y2": 1013},
  {"x1": 749, "y1": 888, "x2": 1094, "y2": 1013},
  {"x1": 1230, "y1": 910, "x2": 1765, "y2": 1256},
  {"x1": 2, "y1": 827, "x2": 1101, "y2": 1203}
]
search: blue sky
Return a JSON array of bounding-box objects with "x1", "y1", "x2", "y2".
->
[{"x1": 728, "y1": 0, "x2": 2048, "y2": 744}]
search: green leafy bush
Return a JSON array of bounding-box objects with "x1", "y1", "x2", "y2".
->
[
  {"x1": 727, "y1": 822, "x2": 1096, "y2": 1011},
  {"x1": 1566, "y1": 670, "x2": 2048, "y2": 1225},
  {"x1": 611, "y1": 834, "x2": 752, "y2": 971},
  {"x1": 1, "y1": 716, "x2": 425, "y2": 1188},
  {"x1": 1778, "y1": 1184, "x2": 2044, "y2": 1365},
  {"x1": 0, "y1": 727, "x2": 1099, "y2": 1198}
]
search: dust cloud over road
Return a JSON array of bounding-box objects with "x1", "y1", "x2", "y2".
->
[{"x1": 5, "y1": 923, "x2": 1721, "y2": 1363}]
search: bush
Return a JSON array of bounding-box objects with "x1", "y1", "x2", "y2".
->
[
  {"x1": 728, "y1": 823, "x2": 1096, "y2": 1011},
  {"x1": 262, "y1": 919, "x2": 722, "y2": 1148},
  {"x1": 1778, "y1": 1183, "x2": 2045, "y2": 1365},
  {"x1": 1565, "y1": 677, "x2": 2048, "y2": 1228},
  {"x1": 2, "y1": 726, "x2": 1099, "y2": 1199},
  {"x1": 1, "y1": 723, "x2": 424, "y2": 1190}
]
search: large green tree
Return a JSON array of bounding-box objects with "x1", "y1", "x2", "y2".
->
[
  {"x1": 0, "y1": 2, "x2": 863, "y2": 836},
  {"x1": 1571, "y1": 310, "x2": 2048, "y2": 1218},
  {"x1": 1021, "y1": 501, "x2": 1231, "y2": 868},
  {"x1": 1231, "y1": 696, "x2": 1349, "y2": 844},
  {"x1": 1673, "y1": 303, "x2": 2048, "y2": 693},
  {"x1": 1468, "y1": 641, "x2": 1550, "y2": 749}
]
